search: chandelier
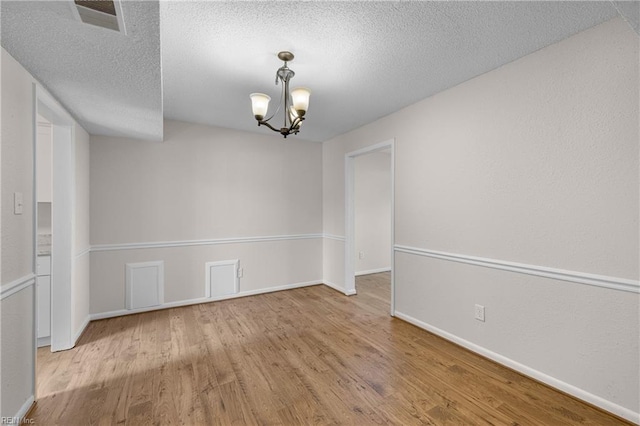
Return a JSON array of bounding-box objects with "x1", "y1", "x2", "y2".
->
[{"x1": 250, "y1": 51, "x2": 311, "y2": 138}]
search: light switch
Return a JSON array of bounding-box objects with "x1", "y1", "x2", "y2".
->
[{"x1": 14, "y1": 192, "x2": 24, "y2": 215}]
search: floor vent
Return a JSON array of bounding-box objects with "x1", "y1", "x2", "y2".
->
[
  {"x1": 125, "y1": 261, "x2": 164, "y2": 310},
  {"x1": 206, "y1": 260, "x2": 240, "y2": 298}
]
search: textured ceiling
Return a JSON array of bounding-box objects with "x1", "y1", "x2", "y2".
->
[
  {"x1": 161, "y1": 1, "x2": 625, "y2": 142},
  {"x1": 2, "y1": 2, "x2": 637, "y2": 143},
  {"x1": 1, "y1": 1, "x2": 162, "y2": 141}
]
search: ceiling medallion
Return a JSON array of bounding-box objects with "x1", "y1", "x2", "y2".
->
[{"x1": 250, "y1": 51, "x2": 311, "y2": 138}]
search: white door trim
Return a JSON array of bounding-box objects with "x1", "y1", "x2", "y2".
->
[
  {"x1": 35, "y1": 84, "x2": 75, "y2": 353},
  {"x1": 344, "y1": 139, "x2": 395, "y2": 316}
]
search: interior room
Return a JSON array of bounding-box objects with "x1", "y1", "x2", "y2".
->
[{"x1": 1, "y1": 1, "x2": 638, "y2": 424}]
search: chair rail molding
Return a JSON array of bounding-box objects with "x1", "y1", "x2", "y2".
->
[
  {"x1": 394, "y1": 244, "x2": 639, "y2": 293},
  {"x1": 1, "y1": 273, "x2": 36, "y2": 300},
  {"x1": 91, "y1": 233, "x2": 323, "y2": 252}
]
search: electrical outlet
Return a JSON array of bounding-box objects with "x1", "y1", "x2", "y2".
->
[
  {"x1": 359, "y1": 251, "x2": 365, "y2": 259},
  {"x1": 474, "y1": 304, "x2": 485, "y2": 322}
]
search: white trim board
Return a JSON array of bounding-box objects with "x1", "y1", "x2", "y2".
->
[
  {"x1": 74, "y1": 315, "x2": 91, "y2": 345},
  {"x1": 323, "y1": 234, "x2": 346, "y2": 242},
  {"x1": 395, "y1": 245, "x2": 639, "y2": 294},
  {"x1": 90, "y1": 280, "x2": 324, "y2": 320},
  {"x1": 322, "y1": 280, "x2": 357, "y2": 296},
  {"x1": 393, "y1": 311, "x2": 639, "y2": 424},
  {"x1": 355, "y1": 268, "x2": 391, "y2": 277},
  {"x1": 91, "y1": 233, "x2": 323, "y2": 252},
  {"x1": 75, "y1": 247, "x2": 91, "y2": 258},
  {"x1": 37, "y1": 336, "x2": 51, "y2": 348},
  {"x1": 1, "y1": 273, "x2": 36, "y2": 300},
  {"x1": 10, "y1": 395, "x2": 35, "y2": 425}
]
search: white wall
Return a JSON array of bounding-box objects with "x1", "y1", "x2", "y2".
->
[
  {"x1": 89, "y1": 120, "x2": 323, "y2": 316},
  {"x1": 1, "y1": 47, "x2": 36, "y2": 419},
  {"x1": 322, "y1": 17, "x2": 639, "y2": 421},
  {"x1": 1, "y1": 48, "x2": 91, "y2": 418},
  {"x1": 354, "y1": 152, "x2": 391, "y2": 275},
  {"x1": 322, "y1": 140, "x2": 346, "y2": 290},
  {"x1": 1, "y1": 50, "x2": 34, "y2": 285}
]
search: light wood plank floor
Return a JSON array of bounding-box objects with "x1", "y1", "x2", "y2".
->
[{"x1": 33, "y1": 273, "x2": 630, "y2": 425}]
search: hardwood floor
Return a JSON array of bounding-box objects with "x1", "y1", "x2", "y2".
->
[{"x1": 33, "y1": 273, "x2": 629, "y2": 425}]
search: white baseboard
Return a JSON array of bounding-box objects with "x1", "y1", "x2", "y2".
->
[
  {"x1": 355, "y1": 267, "x2": 391, "y2": 276},
  {"x1": 37, "y1": 336, "x2": 51, "y2": 347},
  {"x1": 393, "y1": 311, "x2": 640, "y2": 424},
  {"x1": 90, "y1": 280, "x2": 323, "y2": 321},
  {"x1": 322, "y1": 280, "x2": 357, "y2": 296},
  {"x1": 11, "y1": 395, "x2": 35, "y2": 424},
  {"x1": 74, "y1": 315, "x2": 90, "y2": 344}
]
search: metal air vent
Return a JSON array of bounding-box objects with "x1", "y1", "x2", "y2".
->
[{"x1": 71, "y1": 0, "x2": 126, "y2": 34}]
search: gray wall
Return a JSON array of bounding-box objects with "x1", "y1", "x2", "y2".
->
[
  {"x1": 89, "y1": 120, "x2": 323, "y2": 315},
  {"x1": 1, "y1": 47, "x2": 91, "y2": 418},
  {"x1": 322, "y1": 17, "x2": 639, "y2": 418},
  {"x1": 354, "y1": 152, "x2": 391, "y2": 275},
  {"x1": 1, "y1": 47, "x2": 37, "y2": 419}
]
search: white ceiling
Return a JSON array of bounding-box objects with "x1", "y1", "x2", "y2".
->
[{"x1": 2, "y1": 2, "x2": 637, "y2": 143}]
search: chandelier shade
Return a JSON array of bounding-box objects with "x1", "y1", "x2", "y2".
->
[
  {"x1": 249, "y1": 93, "x2": 271, "y2": 120},
  {"x1": 291, "y1": 87, "x2": 311, "y2": 116},
  {"x1": 249, "y1": 51, "x2": 310, "y2": 138}
]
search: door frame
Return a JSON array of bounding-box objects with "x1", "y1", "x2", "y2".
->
[
  {"x1": 34, "y1": 84, "x2": 75, "y2": 353},
  {"x1": 344, "y1": 138, "x2": 395, "y2": 316}
]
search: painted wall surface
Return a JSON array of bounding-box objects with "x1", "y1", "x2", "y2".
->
[
  {"x1": 0, "y1": 286, "x2": 34, "y2": 418},
  {"x1": 1, "y1": 48, "x2": 35, "y2": 419},
  {"x1": 322, "y1": 17, "x2": 639, "y2": 418},
  {"x1": 354, "y1": 152, "x2": 391, "y2": 275},
  {"x1": 1, "y1": 49, "x2": 33, "y2": 285},
  {"x1": 1, "y1": 48, "x2": 91, "y2": 416},
  {"x1": 73, "y1": 123, "x2": 90, "y2": 338},
  {"x1": 322, "y1": 141, "x2": 347, "y2": 290},
  {"x1": 91, "y1": 241, "x2": 322, "y2": 314},
  {"x1": 90, "y1": 120, "x2": 323, "y2": 315}
]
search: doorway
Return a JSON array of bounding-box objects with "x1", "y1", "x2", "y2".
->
[{"x1": 344, "y1": 139, "x2": 395, "y2": 316}]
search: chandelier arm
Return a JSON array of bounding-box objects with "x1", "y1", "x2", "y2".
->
[
  {"x1": 289, "y1": 116, "x2": 304, "y2": 131},
  {"x1": 263, "y1": 72, "x2": 287, "y2": 123},
  {"x1": 263, "y1": 98, "x2": 281, "y2": 123},
  {"x1": 257, "y1": 120, "x2": 281, "y2": 133}
]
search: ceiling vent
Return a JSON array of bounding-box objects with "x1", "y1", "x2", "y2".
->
[{"x1": 71, "y1": 0, "x2": 126, "y2": 34}]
